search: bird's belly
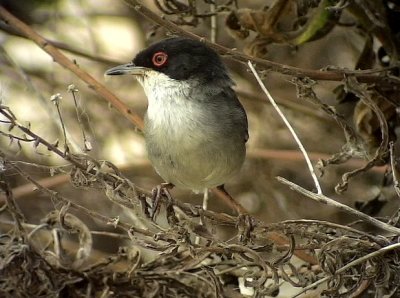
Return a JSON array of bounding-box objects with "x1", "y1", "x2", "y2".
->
[{"x1": 144, "y1": 116, "x2": 245, "y2": 191}]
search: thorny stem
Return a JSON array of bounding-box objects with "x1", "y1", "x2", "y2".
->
[
  {"x1": 0, "y1": 107, "x2": 67, "y2": 159},
  {"x1": 248, "y1": 61, "x2": 323, "y2": 195}
]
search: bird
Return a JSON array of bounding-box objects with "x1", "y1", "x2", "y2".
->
[{"x1": 105, "y1": 37, "x2": 248, "y2": 213}]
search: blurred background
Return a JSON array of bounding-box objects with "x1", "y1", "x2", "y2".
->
[{"x1": 0, "y1": 0, "x2": 399, "y2": 296}]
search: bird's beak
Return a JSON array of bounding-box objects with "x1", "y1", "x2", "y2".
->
[{"x1": 105, "y1": 63, "x2": 149, "y2": 76}]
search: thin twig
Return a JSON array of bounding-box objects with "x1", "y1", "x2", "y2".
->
[
  {"x1": 68, "y1": 84, "x2": 92, "y2": 152},
  {"x1": 248, "y1": 61, "x2": 322, "y2": 194},
  {"x1": 248, "y1": 149, "x2": 386, "y2": 173},
  {"x1": 389, "y1": 141, "x2": 400, "y2": 198},
  {"x1": 50, "y1": 93, "x2": 69, "y2": 154},
  {"x1": 277, "y1": 176, "x2": 400, "y2": 234},
  {"x1": 291, "y1": 242, "x2": 400, "y2": 297}
]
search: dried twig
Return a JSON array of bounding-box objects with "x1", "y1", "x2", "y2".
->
[
  {"x1": 0, "y1": 6, "x2": 144, "y2": 130},
  {"x1": 277, "y1": 176, "x2": 400, "y2": 234},
  {"x1": 68, "y1": 84, "x2": 92, "y2": 152},
  {"x1": 0, "y1": 22, "x2": 123, "y2": 65},
  {"x1": 248, "y1": 61, "x2": 322, "y2": 194},
  {"x1": 390, "y1": 141, "x2": 400, "y2": 198}
]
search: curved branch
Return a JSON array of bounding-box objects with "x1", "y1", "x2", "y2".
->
[
  {"x1": 124, "y1": 0, "x2": 399, "y2": 84},
  {"x1": 0, "y1": 5, "x2": 144, "y2": 131}
]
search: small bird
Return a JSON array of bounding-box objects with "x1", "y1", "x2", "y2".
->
[{"x1": 106, "y1": 37, "x2": 248, "y2": 210}]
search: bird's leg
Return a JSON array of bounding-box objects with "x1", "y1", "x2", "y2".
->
[
  {"x1": 202, "y1": 188, "x2": 209, "y2": 211},
  {"x1": 216, "y1": 185, "x2": 253, "y2": 243},
  {"x1": 195, "y1": 188, "x2": 209, "y2": 245},
  {"x1": 216, "y1": 184, "x2": 248, "y2": 215},
  {"x1": 151, "y1": 182, "x2": 174, "y2": 220}
]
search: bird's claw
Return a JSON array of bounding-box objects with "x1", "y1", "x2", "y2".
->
[
  {"x1": 237, "y1": 214, "x2": 255, "y2": 243},
  {"x1": 151, "y1": 183, "x2": 174, "y2": 220}
]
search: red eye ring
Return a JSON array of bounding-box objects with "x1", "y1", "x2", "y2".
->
[{"x1": 152, "y1": 51, "x2": 168, "y2": 67}]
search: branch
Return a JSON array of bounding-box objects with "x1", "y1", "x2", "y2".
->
[
  {"x1": 248, "y1": 149, "x2": 386, "y2": 173},
  {"x1": 248, "y1": 61, "x2": 322, "y2": 194},
  {"x1": 0, "y1": 6, "x2": 144, "y2": 130},
  {"x1": 0, "y1": 22, "x2": 123, "y2": 65},
  {"x1": 125, "y1": 0, "x2": 398, "y2": 84},
  {"x1": 277, "y1": 176, "x2": 400, "y2": 235}
]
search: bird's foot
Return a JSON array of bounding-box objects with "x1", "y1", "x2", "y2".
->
[
  {"x1": 151, "y1": 182, "x2": 174, "y2": 220},
  {"x1": 237, "y1": 213, "x2": 255, "y2": 243}
]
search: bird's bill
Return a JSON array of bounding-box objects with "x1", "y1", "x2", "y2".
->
[{"x1": 105, "y1": 63, "x2": 149, "y2": 76}]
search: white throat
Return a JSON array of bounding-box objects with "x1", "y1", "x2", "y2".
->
[{"x1": 136, "y1": 70, "x2": 200, "y2": 128}]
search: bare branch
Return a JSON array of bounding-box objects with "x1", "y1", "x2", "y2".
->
[
  {"x1": 248, "y1": 61, "x2": 322, "y2": 195},
  {"x1": 0, "y1": 6, "x2": 144, "y2": 130},
  {"x1": 277, "y1": 176, "x2": 400, "y2": 235}
]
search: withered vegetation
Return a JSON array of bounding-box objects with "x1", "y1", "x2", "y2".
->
[{"x1": 1, "y1": 0, "x2": 400, "y2": 297}]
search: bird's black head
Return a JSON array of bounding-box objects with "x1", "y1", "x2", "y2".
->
[{"x1": 132, "y1": 37, "x2": 229, "y2": 82}]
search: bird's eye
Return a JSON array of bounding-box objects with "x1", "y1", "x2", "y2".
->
[{"x1": 152, "y1": 52, "x2": 168, "y2": 67}]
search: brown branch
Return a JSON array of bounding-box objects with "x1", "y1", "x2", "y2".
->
[
  {"x1": 0, "y1": 22, "x2": 123, "y2": 65},
  {"x1": 236, "y1": 89, "x2": 329, "y2": 122},
  {"x1": 0, "y1": 5, "x2": 144, "y2": 131},
  {"x1": 124, "y1": 0, "x2": 398, "y2": 84},
  {"x1": 248, "y1": 149, "x2": 386, "y2": 173}
]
